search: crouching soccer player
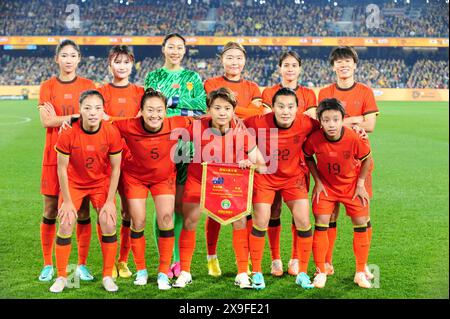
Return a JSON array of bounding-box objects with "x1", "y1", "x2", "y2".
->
[
  {"x1": 50, "y1": 90, "x2": 122, "y2": 293},
  {"x1": 172, "y1": 87, "x2": 266, "y2": 289},
  {"x1": 303, "y1": 98, "x2": 373, "y2": 289}
]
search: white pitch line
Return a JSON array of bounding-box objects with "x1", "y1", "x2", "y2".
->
[{"x1": 0, "y1": 116, "x2": 32, "y2": 126}]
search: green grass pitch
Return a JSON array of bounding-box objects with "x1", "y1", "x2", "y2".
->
[{"x1": 0, "y1": 100, "x2": 448, "y2": 299}]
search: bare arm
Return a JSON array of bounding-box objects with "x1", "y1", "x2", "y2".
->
[
  {"x1": 352, "y1": 155, "x2": 372, "y2": 206},
  {"x1": 246, "y1": 146, "x2": 267, "y2": 174},
  {"x1": 344, "y1": 113, "x2": 377, "y2": 133},
  {"x1": 39, "y1": 102, "x2": 79, "y2": 128}
]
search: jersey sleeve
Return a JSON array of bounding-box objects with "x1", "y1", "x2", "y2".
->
[
  {"x1": 362, "y1": 87, "x2": 379, "y2": 116},
  {"x1": 108, "y1": 124, "x2": 123, "y2": 155},
  {"x1": 39, "y1": 80, "x2": 51, "y2": 105},
  {"x1": 302, "y1": 135, "x2": 316, "y2": 158},
  {"x1": 355, "y1": 135, "x2": 371, "y2": 161},
  {"x1": 54, "y1": 129, "x2": 72, "y2": 156},
  {"x1": 203, "y1": 78, "x2": 215, "y2": 94},
  {"x1": 318, "y1": 88, "x2": 328, "y2": 104},
  {"x1": 261, "y1": 87, "x2": 272, "y2": 107},
  {"x1": 86, "y1": 79, "x2": 97, "y2": 90},
  {"x1": 250, "y1": 82, "x2": 262, "y2": 101},
  {"x1": 178, "y1": 72, "x2": 207, "y2": 112},
  {"x1": 305, "y1": 88, "x2": 317, "y2": 109}
]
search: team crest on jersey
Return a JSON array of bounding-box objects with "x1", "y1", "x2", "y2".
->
[
  {"x1": 343, "y1": 151, "x2": 351, "y2": 159},
  {"x1": 172, "y1": 83, "x2": 180, "y2": 89},
  {"x1": 186, "y1": 82, "x2": 193, "y2": 91}
]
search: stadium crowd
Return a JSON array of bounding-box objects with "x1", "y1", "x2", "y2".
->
[
  {"x1": 0, "y1": 0, "x2": 448, "y2": 37},
  {"x1": 0, "y1": 54, "x2": 446, "y2": 89}
]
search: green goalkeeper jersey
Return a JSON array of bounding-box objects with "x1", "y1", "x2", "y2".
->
[{"x1": 144, "y1": 67, "x2": 207, "y2": 117}]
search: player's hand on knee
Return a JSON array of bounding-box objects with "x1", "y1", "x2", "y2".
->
[
  {"x1": 58, "y1": 202, "x2": 77, "y2": 226},
  {"x1": 353, "y1": 185, "x2": 369, "y2": 207},
  {"x1": 312, "y1": 180, "x2": 328, "y2": 204},
  {"x1": 100, "y1": 201, "x2": 117, "y2": 226}
]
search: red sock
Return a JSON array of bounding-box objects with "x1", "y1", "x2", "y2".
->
[
  {"x1": 326, "y1": 222, "x2": 337, "y2": 264},
  {"x1": 130, "y1": 229, "x2": 146, "y2": 271},
  {"x1": 205, "y1": 217, "x2": 221, "y2": 256},
  {"x1": 55, "y1": 235, "x2": 72, "y2": 278},
  {"x1": 158, "y1": 230, "x2": 175, "y2": 274},
  {"x1": 313, "y1": 226, "x2": 329, "y2": 273},
  {"x1": 267, "y1": 218, "x2": 281, "y2": 260},
  {"x1": 246, "y1": 216, "x2": 253, "y2": 241},
  {"x1": 179, "y1": 229, "x2": 196, "y2": 273},
  {"x1": 40, "y1": 217, "x2": 56, "y2": 266},
  {"x1": 353, "y1": 228, "x2": 370, "y2": 273},
  {"x1": 232, "y1": 228, "x2": 249, "y2": 274},
  {"x1": 297, "y1": 228, "x2": 313, "y2": 273},
  {"x1": 291, "y1": 221, "x2": 298, "y2": 259},
  {"x1": 76, "y1": 218, "x2": 92, "y2": 265},
  {"x1": 118, "y1": 220, "x2": 131, "y2": 263},
  {"x1": 249, "y1": 228, "x2": 266, "y2": 273},
  {"x1": 101, "y1": 234, "x2": 118, "y2": 278}
]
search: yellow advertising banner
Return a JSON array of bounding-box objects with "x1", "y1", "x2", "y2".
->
[
  {"x1": 0, "y1": 36, "x2": 448, "y2": 47},
  {"x1": 0, "y1": 86, "x2": 448, "y2": 102}
]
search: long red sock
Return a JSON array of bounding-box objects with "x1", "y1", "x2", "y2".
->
[
  {"x1": 325, "y1": 222, "x2": 337, "y2": 264},
  {"x1": 353, "y1": 227, "x2": 370, "y2": 273},
  {"x1": 179, "y1": 229, "x2": 196, "y2": 273},
  {"x1": 158, "y1": 229, "x2": 175, "y2": 274},
  {"x1": 313, "y1": 225, "x2": 329, "y2": 273},
  {"x1": 249, "y1": 227, "x2": 266, "y2": 273},
  {"x1": 297, "y1": 227, "x2": 313, "y2": 273},
  {"x1": 291, "y1": 221, "x2": 298, "y2": 259},
  {"x1": 55, "y1": 235, "x2": 72, "y2": 278},
  {"x1": 76, "y1": 218, "x2": 92, "y2": 265},
  {"x1": 267, "y1": 218, "x2": 281, "y2": 260},
  {"x1": 40, "y1": 217, "x2": 56, "y2": 266},
  {"x1": 118, "y1": 220, "x2": 131, "y2": 263},
  {"x1": 232, "y1": 228, "x2": 249, "y2": 274},
  {"x1": 130, "y1": 229, "x2": 146, "y2": 271},
  {"x1": 205, "y1": 217, "x2": 221, "y2": 256},
  {"x1": 101, "y1": 234, "x2": 118, "y2": 278}
]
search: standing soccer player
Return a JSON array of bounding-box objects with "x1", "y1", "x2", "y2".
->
[
  {"x1": 318, "y1": 46, "x2": 379, "y2": 279},
  {"x1": 244, "y1": 88, "x2": 318, "y2": 290},
  {"x1": 303, "y1": 98, "x2": 373, "y2": 289},
  {"x1": 98, "y1": 45, "x2": 144, "y2": 279},
  {"x1": 144, "y1": 33, "x2": 207, "y2": 279},
  {"x1": 203, "y1": 41, "x2": 268, "y2": 277},
  {"x1": 38, "y1": 39, "x2": 96, "y2": 282},
  {"x1": 172, "y1": 87, "x2": 266, "y2": 289},
  {"x1": 113, "y1": 89, "x2": 193, "y2": 289},
  {"x1": 261, "y1": 51, "x2": 317, "y2": 277},
  {"x1": 50, "y1": 90, "x2": 122, "y2": 293}
]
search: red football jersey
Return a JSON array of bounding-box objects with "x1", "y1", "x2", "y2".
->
[
  {"x1": 244, "y1": 113, "x2": 319, "y2": 186},
  {"x1": 55, "y1": 120, "x2": 122, "y2": 189},
  {"x1": 262, "y1": 83, "x2": 317, "y2": 113},
  {"x1": 97, "y1": 83, "x2": 144, "y2": 119},
  {"x1": 303, "y1": 127, "x2": 371, "y2": 197},
  {"x1": 318, "y1": 82, "x2": 379, "y2": 117},
  {"x1": 39, "y1": 76, "x2": 96, "y2": 166},
  {"x1": 113, "y1": 116, "x2": 193, "y2": 183}
]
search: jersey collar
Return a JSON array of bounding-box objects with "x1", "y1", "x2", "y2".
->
[{"x1": 140, "y1": 117, "x2": 164, "y2": 134}]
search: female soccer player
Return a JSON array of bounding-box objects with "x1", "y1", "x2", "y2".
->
[
  {"x1": 203, "y1": 41, "x2": 268, "y2": 277},
  {"x1": 244, "y1": 87, "x2": 318, "y2": 290},
  {"x1": 144, "y1": 33, "x2": 207, "y2": 279},
  {"x1": 98, "y1": 45, "x2": 144, "y2": 279},
  {"x1": 261, "y1": 50, "x2": 317, "y2": 277},
  {"x1": 318, "y1": 46, "x2": 379, "y2": 279},
  {"x1": 113, "y1": 89, "x2": 193, "y2": 290},
  {"x1": 303, "y1": 98, "x2": 373, "y2": 289},
  {"x1": 38, "y1": 39, "x2": 96, "y2": 283},
  {"x1": 172, "y1": 87, "x2": 266, "y2": 289},
  {"x1": 50, "y1": 90, "x2": 122, "y2": 293}
]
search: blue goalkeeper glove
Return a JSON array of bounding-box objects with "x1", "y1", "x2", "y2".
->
[{"x1": 167, "y1": 96, "x2": 180, "y2": 108}]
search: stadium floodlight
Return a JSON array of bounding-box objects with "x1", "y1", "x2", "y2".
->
[{"x1": 333, "y1": 1, "x2": 338, "y2": 6}]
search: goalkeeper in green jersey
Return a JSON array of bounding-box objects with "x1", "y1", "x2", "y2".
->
[{"x1": 144, "y1": 33, "x2": 207, "y2": 279}]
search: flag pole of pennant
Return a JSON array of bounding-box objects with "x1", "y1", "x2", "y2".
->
[{"x1": 200, "y1": 162, "x2": 255, "y2": 225}]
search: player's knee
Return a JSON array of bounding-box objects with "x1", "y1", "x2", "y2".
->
[
  {"x1": 232, "y1": 217, "x2": 247, "y2": 230},
  {"x1": 295, "y1": 217, "x2": 311, "y2": 230},
  {"x1": 58, "y1": 223, "x2": 73, "y2": 237},
  {"x1": 131, "y1": 219, "x2": 146, "y2": 231},
  {"x1": 183, "y1": 215, "x2": 199, "y2": 231},
  {"x1": 158, "y1": 212, "x2": 173, "y2": 229}
]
